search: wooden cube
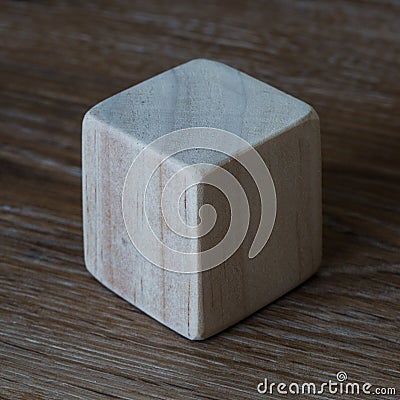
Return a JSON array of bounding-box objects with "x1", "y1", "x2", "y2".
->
[{"x1": 82, "y1": 59, "x2": 321, "y2": 340}]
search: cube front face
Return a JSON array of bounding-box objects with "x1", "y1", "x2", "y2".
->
[
  {"x1": 198, "y1": 117, "x2": 321, "y2": 337},
  {"x1": 83, "y1": 116, "x2": 203, "y2": 339},
  {"x1": 82, "y1": 59, "x2": 321, "y2": 339}
]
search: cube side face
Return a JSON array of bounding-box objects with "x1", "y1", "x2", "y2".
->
[
  {"x1": 197, "y1": 112, "x2": 321, "y2": 338},
  {"x1": 82, "y1": 112, "x2": 203, "y2": 340}
]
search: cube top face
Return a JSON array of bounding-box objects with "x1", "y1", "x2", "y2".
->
[
  {"x1": 87, "y1": 58, "x2": 314, "y2": 167},
  {"x1": 82, "y1": 59, "x2": 321, "y2": 339}
]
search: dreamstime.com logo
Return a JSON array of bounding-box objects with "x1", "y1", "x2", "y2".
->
[
  {"x1": 122, "y1": 127, "x2": 277, "y2": 273},
  {"x1": 257, "y1": 371, "x2": 396, "y2": 396}
]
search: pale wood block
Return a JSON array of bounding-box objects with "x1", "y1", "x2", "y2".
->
[{"x1": 82, "y1": 59, "x2": 321, "y2": 340}]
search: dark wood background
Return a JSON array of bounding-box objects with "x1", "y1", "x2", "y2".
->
[{"x1": 1, "y1": 0, "x2": 399, "y2": 399}]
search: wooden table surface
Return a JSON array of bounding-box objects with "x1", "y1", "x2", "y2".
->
[{"x1": 1, "y1": 1, "x2": 399, "y2": 399}]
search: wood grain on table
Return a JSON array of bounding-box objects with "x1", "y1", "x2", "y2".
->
[{"x1": 1, "y1": 1, "x2": 399, "y2": 399}]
